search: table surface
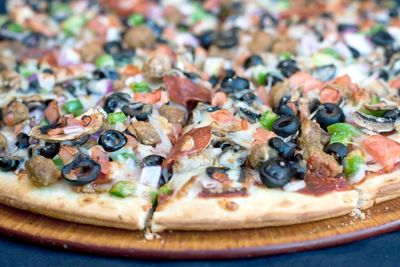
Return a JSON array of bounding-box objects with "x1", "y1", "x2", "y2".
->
[{"x1": 0, "y1": 230, "x2": 399, "y2": 266}]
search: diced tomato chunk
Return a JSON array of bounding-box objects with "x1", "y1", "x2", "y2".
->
[{"x1": 361, "y1": 135, "x2": 400, "y2": 170}]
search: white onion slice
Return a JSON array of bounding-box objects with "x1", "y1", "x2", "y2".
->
[
  {"x1": 139, "y1": 166, "x2": 162, "y2": 188},
  {"x1": 283, "y1": 180, "x2": 306, "y2": 192}
]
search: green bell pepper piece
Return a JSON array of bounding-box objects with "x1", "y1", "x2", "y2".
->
[
  {"x1": 131, "y1": 81, "x2": 150, "y2": 93},
  {"x1": 107, "y1": 112, "x2": 127, "y2": 125},
  {"x1": 109, "y1": 181, "x2": 136, "y2": 198},
  {"x1": 95, "y1": 54, "x2": 115, "y2": 69},
  {"x1": 259, "y1": 111, "x2": 278, "y2": 130},
  {"x1": 52, "y1": 155, "x2": 64, "y2": 170},
  {"x1": 127, "y1": 13, "x2": 145, "y2": 26},
  {"x1": 62, "y1": 15, "x2": 87, "y2": 36},
  {"x1": 64, "y1": 99, "x2": 84, "y2": 116},
  {"x1": 7, "y1": 22, "x2": 23, "y2": 33},
  {"x1": 344, "y1": 152, "x2": 365, "y2": 177},
  {"x1": 327, "y1": 123, "x2": 362, "y2": 145}
]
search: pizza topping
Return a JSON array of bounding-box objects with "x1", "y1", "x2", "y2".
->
[
  {"x1": 307, "y1": 151, "x2": 343, "y2": 178},
  {"x1": 25, "y1": 155, "x2": 60, "y2": 186},
  {"x1": 37, "y1": 142, "x2": 60, "y2": 159},
  {"x1": 218, "y1": 144, "x2": 248, "y2": 169},
  {"x1": 298, "y1": 119, "x2": 326, "y2": 159},
  {"x1": 343, "y1": 150, "x2": 366, "y2": 184},
  {"x1": 163, "y1": 75, "x2": 211, "y2": 107},
  {"x1": 0, "y1": 157, "x2": 20, "y2": 172},
  {"x1": 323, "y1": 143, "x2": 348, "y2": 164},
  {"x1": 159, "y1": 104, "x2": 187, "y2": 125},
  {"x1": 3, "y1": 101, "x2": 29, "y2": 127},
  {"x1": 353, "y1": 111, "x2": 395, "y2": 133},
  {"x1": 259, "y1": 158, "x2": 291, "y2": 188},
  {"x1": 62, "y1": 157, "x2": 101, "y2": 186},
  {"x1": 103, "y1": 93, "x2": 131, "y2": 114},
  {"x1": 109, "y1": 181, "x2": 136, "y2": 198},
  {"x1": 142, "y1": 154, "x2": 165, "y2": 167},
  {"x1": 0, "y1": 133, "x2": 8, "y2": 151},
  {"x1": 268, "y1": 137, "x2": 296, "y2": 159},
  {"x1": 271, "y1": 115, "x2": 299, "y2": 138},
  {"x1": 130, "y1": 121, "x2": 161, "y2": 146},
  {"x1": 315, "y1": 103, "x2": 345, "y2": 130},
  {"x1": 361, "y1": 134, "x2": 400, "y2": 171},
  {"x1": 98, "y1": 130, "x2": 127, "y2": 152},
  {"x1": 248, "y1": 143, "x2": 277, "y2": 169},
  {"x1": 122, "y1": 103, "x2": 153, "y2": 122},
  {"x1": 300, "y1": 176, "x2": 351, "y2": 196},
  {"x1": 326, "y1": 123, "x2": 362, "y2": 145}
]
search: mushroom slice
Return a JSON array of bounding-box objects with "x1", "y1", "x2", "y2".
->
[
  {"x1": 363, "y1": 101, "x2": 397, "y2": 112},
  {"x1": 353, "y1": 111, "x2": 394, "y2": 133},
  {"x1": 30, "y1": 108, "x2": 104, "y2": 142}
]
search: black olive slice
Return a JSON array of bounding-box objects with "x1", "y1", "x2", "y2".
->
[
  {"x1": 272, "y1": 115, "x2": 300, "y2": 137},
  {"x1": 62, "y1": 158, "x2": 101, "y2": 186},
  {"x1": 259, "y1": 158, "x2": 291, "y2": 188},
  {"x1": 98, "y1": 130, "x2": 127, "y2": 152}
]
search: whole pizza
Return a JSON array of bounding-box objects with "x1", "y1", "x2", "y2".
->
[{"x1": 0, "y1": 0, "x2": 399, "y2": 233}]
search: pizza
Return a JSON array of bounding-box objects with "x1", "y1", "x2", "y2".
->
[{"x1": 0, "y1": 0, "x2": 399, "y2": 233}]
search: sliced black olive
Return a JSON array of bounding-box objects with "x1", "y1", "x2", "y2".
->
[
  {"x1": 275, "y1": 103, "x2": 296, "y2": 116},
  {"x1": 372, "y1": 31, "x2": 394, "y2": 47},
  {"x1": 222, "y1": 77, "x2": 250, "y2": 93},
  {"x1": 215, "y1": 28, "x2": 238, "y2": 49},
  {"x1": 277, "y1": 59, "x2": 300, "y2": 78},
  {"x1": 348, "y1": 46, "x2": 360, "y2": 58},
  {"x1": 103, "y1": 92, "x2": 131, "y2": 113},
  {"x1": 197, "y1": 30, "x2": 215, "y2": 49},
  {"x1": 206, "y1": 106, "x2": 221, "y2": 112},
  {"x1": 272, "y1": 115, "x2": 300, "y2": 137},
  {"x1": 93, "y1": 69, "x2": 107, "y2": 80},
  {"x1": 142, "y1": 154, "x2": 165, "y2": 167},
  {"x1": 206, "y1": 166, "x2": 229, "y2": 179},
  {"x1": 39, "y1": 123, "x2": 61, "y2": 134},
  {"x1": 240, "y1": 92, "x2": 256, "y2": 104},
  {"x1": 98, "y1": 130, "x2": 127, "y2": 152},
  {"x1": 71, "y1": 134, "x2": 90, "y2": 146},
  {"x1": 42, "y1": 68, "x2": 54, "y2": 74},
  {"x1": 103, "y1": 69, "x2": 119, "y2": 80},
  {"x1": 238, "y1": 107, "x2": 260, "y2": 123},
  {"x1": 315, "y1": 103, "x2": 345, "y2": 129},
  {"x1": 113, "y1": 49, "x2": 136, "y2": 65},
  {"x1": 268, "y1": 137, "x2": 296, "y2": 159},
  {"x1": 259, "y1": 158, "x2": 291, "y2": 188},
  {"x1": 243, "y1": 55, "x2": 264, "y2": 69},
  {"x1": 183, "y1": 71, "x2": 199, "y2": 80},
  {"x1": 308, "y1": 99, "x2": 321, "y2": 113},
  {"x1": 209, "y1": 75, "x2": 219, "y2": 87},
  {"x1": 104, "y1": 41, "x2": 123, "y2": 55},
  {"x1": 337, "y1": 24, "x2": 359, "y2": 33},
  {"x1": 312, "y1": 64, "x2": 336, "y2": 82},
  {"x1": 389, "y1": 8, "x2": 399, "y2": 18},
  {"x1": 38, "y1": 142, "x2": 60, "y2": 159},
  {"x1": 383, "y1": 109, "x2": 400, "y2": 120},
  {"x1": 15, "y1": 133, "x2": 29, "y2": 149},
  {"x1": 324, "y1": 142, "x2": 348, "y2": 163},
  {"x1": 288, "y1": 156, "x2": 306, "y2": 180},
  {"x1": 263, "y1": 73, "x2": 283, "y2": 86},
  {"x1": 121, "y1": 102, "x2": 152, "y2": 121},
  {"x1": 22, "y1": 32, "x2": 42, "y2": 48},
  {"x1": 62, "y1": 158, "x2": 101, "y2": 186},
  {"x1": 378, "y1": 69, "x2": 389, "y2": 81},
  {"x1": 0, "y1": 157, "x2": 20, "y2": 172}
]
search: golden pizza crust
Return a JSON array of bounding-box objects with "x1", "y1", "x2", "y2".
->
[
  {"x1": 355, "y1": 170, "x2": 400, "y2": 210},
  {"x1": 0, "y1": 172, "x2": 152, "y2": 230},
  {"x1": 151, "y1": 186, "x2": 359, "y2": 232}
]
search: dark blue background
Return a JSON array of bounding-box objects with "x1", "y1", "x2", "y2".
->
[{"x1": 0, "y1": 1, "x2": 399, "y2": 266}]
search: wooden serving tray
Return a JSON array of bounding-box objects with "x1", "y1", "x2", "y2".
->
[{"x1": 0, "y1": 199, "x2": 399, "y2": 260}]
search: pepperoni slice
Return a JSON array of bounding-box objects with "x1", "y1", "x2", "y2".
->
[
  {"x1": 163, "y1": 76, "x2": 211, "y2": 107},
  {"x1": 163, "y1": 126, "x2": 212, "y2": 168}
]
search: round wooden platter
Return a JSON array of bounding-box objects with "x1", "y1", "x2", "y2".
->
[{"x1": 0, "y1": 199, "x2": 399, "y2": 260}]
